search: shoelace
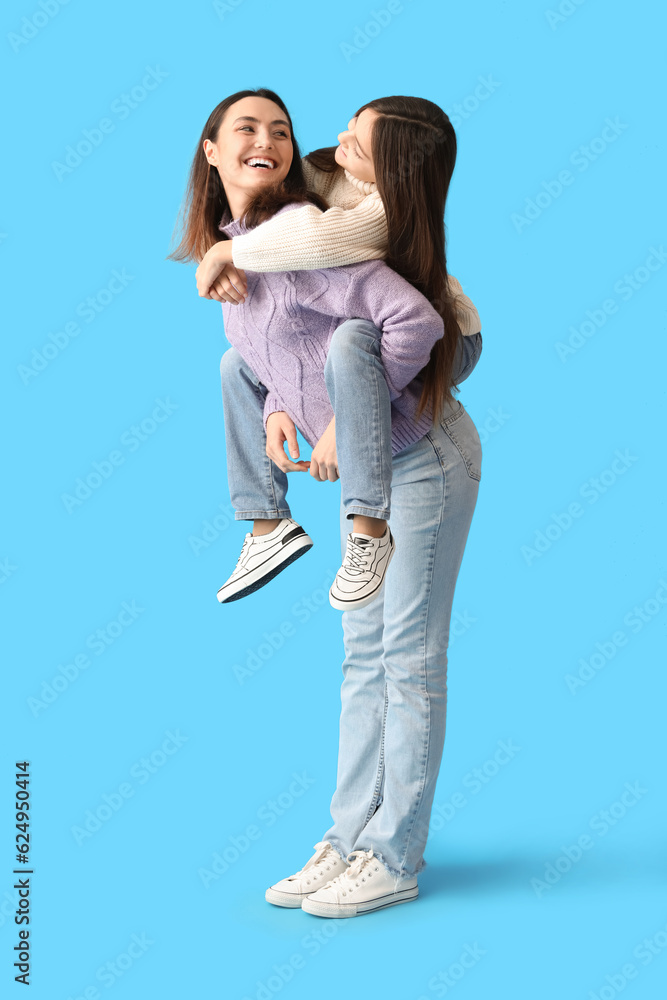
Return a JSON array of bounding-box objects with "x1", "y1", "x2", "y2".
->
[
  {"x1": 341, "y1": 536, "x2": 374, "y2": 577},
  {"x1": 289, "y1": 841, "x2": 340, "y2": 884},
  {"x1": 322, "y1": 848, "x2": 379, "y2": 896},
  {"x1": 230, "y1": 533, "x2": 253, "y2": 576}
]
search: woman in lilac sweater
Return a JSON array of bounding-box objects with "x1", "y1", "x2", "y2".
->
[{"x1": 170, "y1": 89, "x2": 482, "y2": 917}]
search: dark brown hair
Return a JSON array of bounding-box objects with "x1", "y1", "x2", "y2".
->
[
  {"x1": 166, "y1": 88, "x2": 327, "y2": 265},
  {"x1": 308, "y1": 96, "x2": 463, "y2": 423}
]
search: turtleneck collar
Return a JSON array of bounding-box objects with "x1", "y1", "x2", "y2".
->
[
  {"x1": 342, "y1": 167, "x2": 377, "y2": 196},
  {"x1": 218, "y1": 207, "x2": 246, "y2": 238}
]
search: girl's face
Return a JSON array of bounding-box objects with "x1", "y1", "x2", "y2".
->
[
  {"x1": 335, "y1": 109, "x2": 378, "y2": 184},
  {"x1": 204, "y1": 96, "x2": 294, "y2": 215}
]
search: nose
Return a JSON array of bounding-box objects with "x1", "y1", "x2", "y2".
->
[{"x1": 254, "y1": 129, "x2": 273, "y2": 149}]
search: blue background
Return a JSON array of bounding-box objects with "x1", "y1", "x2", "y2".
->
[{"x1": 3, "y1": 0, "x2": 666, "y2": 997}]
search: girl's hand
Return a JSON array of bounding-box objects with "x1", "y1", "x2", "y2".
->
[
  {"x1": 195, "y1": 241, "x2": 237, "y2": 299},
  {"x1": 310, "y1": 417, "x2": 338, "y2": 482},
  {"x1": 266, "y1": 412, "x2": 310, "y2": 473}
]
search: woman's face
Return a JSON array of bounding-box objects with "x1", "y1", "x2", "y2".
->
[
  {"x1": 335, "y1": 109, "x2": 378, "y2": 184},
  {"x1": 204, "y1": 96, "x2": 294, "y2": 215}
]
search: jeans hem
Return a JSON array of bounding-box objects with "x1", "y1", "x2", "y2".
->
[
  {"x1": 355, "y1": 847, "x2": 424, "y2": 881},
  {"x1": 344, "y1": 505, "x2": 391, "y2": 521},
  {"x1": 324, "y1": 840, "x2": 349, "y2": 865},
  {"x1": 234, "y1": 509, "x2": 291, "y2": 521}
]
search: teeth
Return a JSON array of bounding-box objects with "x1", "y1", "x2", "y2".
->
[{"x1": 245, "y1": 158, "x2": 275, "y2": 169}]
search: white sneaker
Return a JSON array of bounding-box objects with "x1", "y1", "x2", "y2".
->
[
  {"x1": 329, "y1": 525, "x2": 395, "y2": 611},
  {"x1": 301, "y1": 848, "x2": 418, "y2": 918},
  {"x1": 217, "y1": 518, "x2": 313, "y2": 603},
  {"x1": 265, "y1": 841, "x2": 349, "y2": 908}
]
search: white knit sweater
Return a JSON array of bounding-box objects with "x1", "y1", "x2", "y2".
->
[{"x1": 228, "y1": 158, "x2": 481, "y2": 338}]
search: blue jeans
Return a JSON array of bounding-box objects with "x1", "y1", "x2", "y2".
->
[
  {"x1": 219, "y1": 321, "x2": 482, "y2": 880},
  {"x1": 219, "y1": 319, "x2": 482, "y2": 521},
  {"x1": 320, "y1": 401, "x2": 481, "y2": 879}
]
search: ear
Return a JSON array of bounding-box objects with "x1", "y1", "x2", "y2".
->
[{"x1": 203, "y1": 139, "x2": 217, "y2": 166}]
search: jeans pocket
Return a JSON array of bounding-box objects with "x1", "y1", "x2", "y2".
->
[{"x1": 441, "y1": 408, "x2": 482, "y2": 481}]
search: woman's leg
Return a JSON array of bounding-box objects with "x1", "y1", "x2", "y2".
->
[
  {"x1": 319, "y1": 495, "x2": 388, "y2": 862},
  {"x1": 219, "y1": 348, "x2": 291, "y2": 523},
  {"x1": 322, "y1": 402, "x2": 481, "y2": 878},
  {"x1": 217, "y1": 349, "x2": 313, "y2": 603}
]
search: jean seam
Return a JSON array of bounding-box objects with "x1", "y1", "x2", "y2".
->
[
  {"x1": 249, "y1": 380, "x2": 282, "y2": 511},
  {"x1": 372, "y1": 343, "x2": 392, "y2": 516},
  {"x1": 363, "y1": 681, "x2": 388, "y2": 826},
  {"x1": 398, "y1": 429, "x2": 447, "y2": 875},
  {"x1": 328, "y1": 322, "x2": 392, "y2": 519},
  {"x1": 440, "y1": 399, "x2": 464, "y2": 427},
  {"x1": 442, "y1": 417, "x2": 482, "y2": 481}
]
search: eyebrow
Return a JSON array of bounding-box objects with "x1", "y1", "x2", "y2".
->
[
  {"x1": 348, "y1": 121, "x2": 367, "y2": 158},
  {"x1": 232, "y1": 116, "x2": 291, "y2": 128}
]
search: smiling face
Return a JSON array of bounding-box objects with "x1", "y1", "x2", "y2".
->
[
  {"x1": 334, "y1": 108, "x2": 378, "y2": 184},
  {"x1": 203, "y1": 95, "x2": 294, "y2": 219}
]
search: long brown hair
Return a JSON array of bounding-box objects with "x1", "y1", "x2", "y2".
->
[
  {"x1": 307, "y1": 97, "x2": 463, "y2": 424},
  {"x1": 167, "y1": 88, "x2": 327, "y2": 265}
]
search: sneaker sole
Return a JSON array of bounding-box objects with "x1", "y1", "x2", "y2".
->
[
  {"x1": 265, "y1": 887, "x2": 308, "y2": 908},
  {"x1": 328, "y1": 538, "x2": 395, "y2": 611},
  {"x1": 217, "y1": 535, "x2": 313, "y2": 603},
  {"x1": 301, "y1": 885, "x2": 418, "y2": 918}
]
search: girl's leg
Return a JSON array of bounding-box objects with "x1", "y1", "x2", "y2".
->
[
  {"x1": 322, "y1": 401, "x2": 481, "y2": 878},
  {"x1": 220, "y1": 348, "x2": 290, "y2": 524},
  {"x1": 323, "y1": 322, "x2": 483, "y2": 537},
  {"x1": 453, "y1": 331, "x2": 483, "y2": 385},
  {"x1": 323, "y1": 319, "x2": 392, "y2": 537}
]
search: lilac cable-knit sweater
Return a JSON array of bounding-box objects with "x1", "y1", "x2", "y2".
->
[{"x1": 219, "y1": 203, "x2": 480, "y2": 455}]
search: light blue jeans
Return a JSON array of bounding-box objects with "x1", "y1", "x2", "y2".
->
[
  {"x1": 219, "y1": 319, "x2": 482, "y2": 522},
  {"x1": 320, "y1": 401, "x2": 481, "y2": 878},
  {"x1": 219, "y1": 319, "x2": 482, "y2": 880}
]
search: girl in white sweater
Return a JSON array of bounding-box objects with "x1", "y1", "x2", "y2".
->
[{"x1": 189, "y1": 90, "x2": 482, "y2": 609}]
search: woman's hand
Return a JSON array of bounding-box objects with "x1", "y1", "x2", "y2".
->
[
  {"x1": 309, "y1": 417, "x2": 338, "y2": 482},
  {"x1": 209, "y1": 263, "x2": 248, "y2": 304},
  {"x1": 266, "y1": 412, "x2": 310, "y2": 473},
  {"x1": 195, "y1": 241, "x2": 241, "y2": 301}
]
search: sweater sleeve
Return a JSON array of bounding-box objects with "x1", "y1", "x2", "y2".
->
[
  {"x1": 263, "y1": 392, "x2": 287, "y2": 432},
  {"x1": 231, "y1": 194, "x2": 388, "y2": 273},
  {"x1": 301, "y1": 156, "x2": 329, "y2": 197},
  {"x1": 448, "y1": 274, "x2": 481, "y2": 336},
  {"x1": 338, "y1": 263, "x2": 446, "y2": 402}
]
